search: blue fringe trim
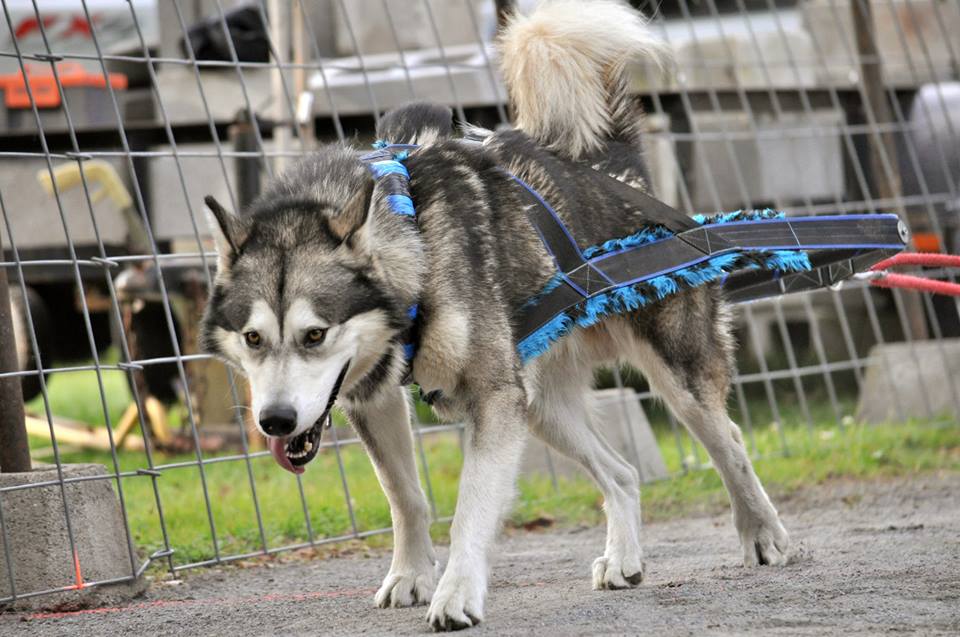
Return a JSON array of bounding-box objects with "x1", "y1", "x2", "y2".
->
[
  {"x1": 517, "y1": 248, "x2": 812, "y2": 363},
  {"x1": 649, "y1": 275, "x2": 680, "y2": 299},
  {"x1": 612, "y1": 285, "x2": 647, "y2": 311},
  {"x1": 582, "y1": 226, "x2": 672, "y2": 258},
  {"x1": 517, "y1": 312, "x2": 573, "y2": 362},
  {"x1": 765, "y1": 249, "x2": 812, "y2": 272},
  {"x1": 674, "y1": 252, "x2": 740, "y2": 287},
  {"x1": 578, "y1": 209, "x2": 784, "y2": 260},
  {"x1": 692, "y1": 208, "x2": 784, "y2": 225},
  {"x1": 522, "y1": 272, "x2": 566, "y2": 309}
]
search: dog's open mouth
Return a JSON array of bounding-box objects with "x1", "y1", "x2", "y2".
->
[{"x1": 268, "y1": 362, "x2": 349, "y2": 474}]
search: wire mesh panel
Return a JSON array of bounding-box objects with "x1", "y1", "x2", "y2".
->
[{"x1": 0, "y1": 0, "x2": 957, "y2": 604}]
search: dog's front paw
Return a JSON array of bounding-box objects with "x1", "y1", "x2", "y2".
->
[
  {"x1": 738, "y1": 513, "x2": 790, "y2": 567},
  {"x1": 425, "y1": 569, "x2": 484, "y2": 631},
  {"x1": 376, "y1": 563, "x2": 439, "y2": 608},
  {"x1": 592, "y1": 552, "x2": 644, "y2": 590}
]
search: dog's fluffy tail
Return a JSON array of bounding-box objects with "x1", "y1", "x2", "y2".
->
[{"x1": 498, "y1": 0, "x2": 665, "y2": 159}]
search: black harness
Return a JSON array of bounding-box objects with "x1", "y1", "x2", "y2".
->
[{"x1": 362, "y1": 143, "x2": 909, "y2": 368}]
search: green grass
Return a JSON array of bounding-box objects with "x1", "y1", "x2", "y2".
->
[
  {"x1": 510, "y1": 417, "x2": 960, "y2": 527},
  {"x1": 26, "y1": 366, "x2": 133, "y2": 429},
  {"x1": 23, "y1": 363, "x2": 960, "y2": 571}
]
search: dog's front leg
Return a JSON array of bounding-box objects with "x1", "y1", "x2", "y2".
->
[
  {"x1": 346, "y1": 386, "x2": 438, "y2": 608},
  {"x1": 427, "y1": 385, "x2": 527, "y2": 631}
]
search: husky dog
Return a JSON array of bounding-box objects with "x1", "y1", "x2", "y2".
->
[{"x1": 201, "y1": 0, "x2": 790, "y2": 630}]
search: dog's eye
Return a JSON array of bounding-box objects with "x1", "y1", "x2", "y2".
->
[
  {"x1": 243, "y1": 330, "x2": 262, "y2": 348},
  {"x1": 304, "y1": 328, "x2": 327, "y2": 347}
]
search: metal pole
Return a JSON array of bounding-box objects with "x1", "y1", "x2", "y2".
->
[
  {"x1": 269, "y1": 0, "x2": 291, "y2": 173},
  {"x1": 292, "y1": 2, "x2": 315, "y2": 149},
  {"x1": 852, "y1": 0, "x2": 900, "y2": 210},
  {"x1": 230, "y1": 111, "x2": 262, "y2": 209},
  {"x1": 0, "y1": 232, "x2": 30, "y2": 473},
  {"x1": 852, "y1": 0, "x2": 927, "y2": 340}
]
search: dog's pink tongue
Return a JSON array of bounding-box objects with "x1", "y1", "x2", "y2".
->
[{"x1": 268, "y1": 437, "x2": 305, "y2": 475}]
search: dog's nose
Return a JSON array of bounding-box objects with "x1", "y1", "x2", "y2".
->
[{"x1": 259, "y1": 405, "x2": 297, "y2": 436}]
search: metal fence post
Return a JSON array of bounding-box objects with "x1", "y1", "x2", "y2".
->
[
  {"x1": 0, "y1": 232, "x2": 30, "y2": 473},
  {"x1": 230, "y1": 110, "x2": 263, "y2": 208},
  {"x1": 852, "y1": 0, "x2": 927, "y2": 341}
]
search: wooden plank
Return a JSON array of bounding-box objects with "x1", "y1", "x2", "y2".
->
[{"x1": 25, "y1": 415, "x2": 144, "y2": 451}]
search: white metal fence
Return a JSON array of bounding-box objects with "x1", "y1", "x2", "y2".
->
[{"x1": 0, "y1": 0, "x2": 958, "y2": 604}]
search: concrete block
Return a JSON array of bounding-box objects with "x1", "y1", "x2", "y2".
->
[
  {"x1": 856, "y1": 339, "x2": 960, "y2": 423},
  {"x1": 0, "y1": 463, "x2": 145, "y2": 611},
  {"x1": 333, "y1": 0, "x2": 489, "y2": 56},
  {"x1": 522, "y1": 388, "x2": 669, "y2": 483},
  {"x1": 0, "y1": 158, "x2": 128, "y2": 250},
  {"x1": 689, "y1": 108, "x2": 844, "y2": 211}
]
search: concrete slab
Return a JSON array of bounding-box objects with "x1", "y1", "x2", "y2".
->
[
  {"x1": 856, "y1": 338, "x2": 960, "y2": 423},
  {"x1": 0, "y1": 464, "x2": 145, "y2": 611}
]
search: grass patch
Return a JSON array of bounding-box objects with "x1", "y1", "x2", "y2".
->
[
  {"x1": 26, "y1": 365, "x2": 132, "y2": 428},
  {"x1": 29, "y1": 417, "x2": 959, "y2": 570},
  {"x1": 508, "y1": 418, "x2": 960, "y2": 529},
  {"x1": 23, "y1": 362, "x2": 960, "y2": 571}
]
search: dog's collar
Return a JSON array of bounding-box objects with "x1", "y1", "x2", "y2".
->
[{"x1": 360, "y1": 142, "x2": 422, "y2": 379}]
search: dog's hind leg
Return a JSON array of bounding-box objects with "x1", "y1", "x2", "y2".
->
[
  {"x1": 624, "y1": 301, "x2": 790, "y2": 567},
  {"x1": 528, "y1": 347, "x2": 644, "y2": 589},
  {"x1": 345, "y1": 386, "x2": 439, "y2": 607}
]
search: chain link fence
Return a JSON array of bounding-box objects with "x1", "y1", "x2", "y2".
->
[{"x1": 0, "y1": 0, "x2": 958, "y2": 605}]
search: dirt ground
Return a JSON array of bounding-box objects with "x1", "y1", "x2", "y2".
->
[{"x1": 3, "y1": 473, "x2": 959, "y2": 636}]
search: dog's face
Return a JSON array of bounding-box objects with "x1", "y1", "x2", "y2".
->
[{"x1": 200, "y1": 178, "x2": 407, "y2": 474}]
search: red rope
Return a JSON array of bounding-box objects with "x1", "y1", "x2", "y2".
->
[
  {"x1": 870, "y1": 252, "x2": 960, "y2": 272},
  {"x1": 866, "y1": 252, "x2": 960, "y2": 297},
  {"x1": 870, "y1": 272, "x2": 960, "y2": 296}
]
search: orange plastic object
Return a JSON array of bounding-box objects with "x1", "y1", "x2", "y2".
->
[
  {"x1": 0, "y1": 62, "x2": 127, "y2": 109},
  {"x1": 911, "y1": 232, "x2": 941, "y2": 253}
]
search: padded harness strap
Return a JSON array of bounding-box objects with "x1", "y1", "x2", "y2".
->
[
  {"x1": 515, "y1": 212, "x2": 907, "y2": 345},
  {"x1": 359, "y1": 140, "x2": 908, "y2": 369}
]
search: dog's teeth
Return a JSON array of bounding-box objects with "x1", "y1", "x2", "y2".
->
[{"x1": 304, "y1": 441, "x2": 313, "y2": 452}]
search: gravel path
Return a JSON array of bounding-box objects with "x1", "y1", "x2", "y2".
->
[{"x1": 4, "y1": 473, "x2": 959, "y2": 636}]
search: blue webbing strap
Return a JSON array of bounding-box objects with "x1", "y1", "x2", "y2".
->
[{"x1": 361, "y1": 145, "x2": 420, "y2": 368}]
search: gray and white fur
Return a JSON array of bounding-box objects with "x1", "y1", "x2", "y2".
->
[{"x1": 201, "y1": 0, "x2": 790, "y2": 630}]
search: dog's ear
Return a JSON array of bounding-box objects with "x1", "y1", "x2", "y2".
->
[
  {"x1": 204, "y1": 195, "x2": 246, "y2": 274},
  {"x1": 329, "y1": 185, "x2": 372, "y2": 247}
]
